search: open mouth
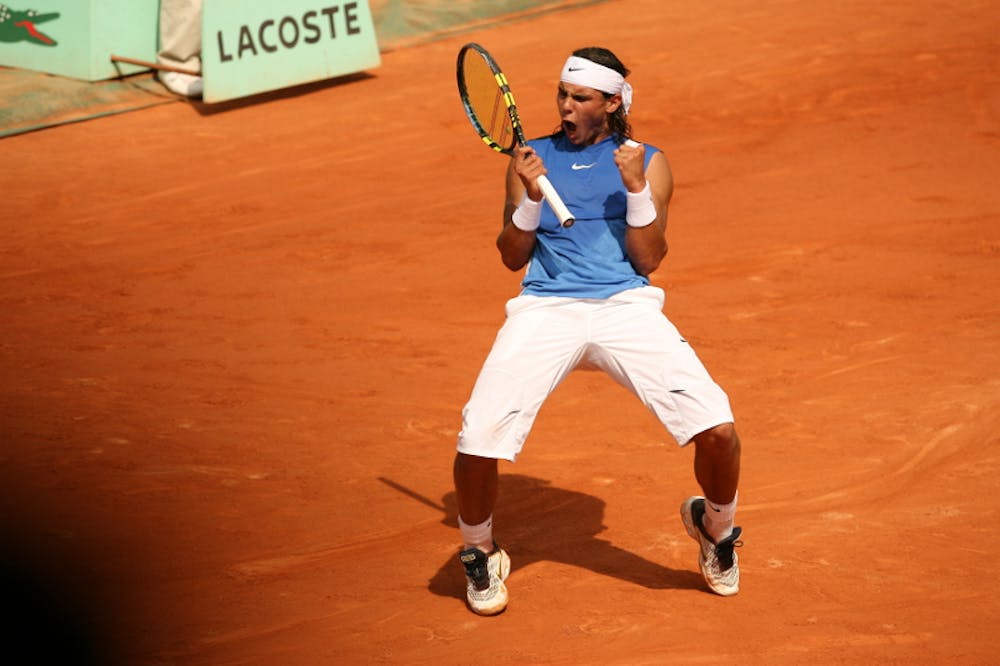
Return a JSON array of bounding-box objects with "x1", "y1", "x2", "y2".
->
[{"x1": 16, "y1": 19, "x2": 54, "y2": 44}]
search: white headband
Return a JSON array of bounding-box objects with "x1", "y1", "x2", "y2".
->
[{"x1": 560, "y1": 55, "x2": 633, "y2": 114}]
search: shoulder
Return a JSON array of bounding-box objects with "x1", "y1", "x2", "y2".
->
[{"x1": 644, "y1": 150, "x2": 673, "y2": 203}]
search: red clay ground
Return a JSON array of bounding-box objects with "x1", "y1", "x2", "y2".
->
[{"x1": 1, "y1": 0, "x2": 998, "y2": 663}]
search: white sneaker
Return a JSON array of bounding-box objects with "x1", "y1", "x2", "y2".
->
[
  {"x1": 159, "y1": 71, "x2": 203, "y2": 98},
  {"x1": 459, "y1": 543, "x2": 510, "y2": 615},
  {"x1": 680, "y1": 496, "x2": 743, "y2": 596}
]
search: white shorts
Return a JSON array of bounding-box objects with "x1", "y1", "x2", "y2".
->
[{"x1": 456, "y1": 286, "x2": 734, "y2": 461}]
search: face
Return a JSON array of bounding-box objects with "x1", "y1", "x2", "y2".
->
[{"x1": 557, "y1": 82, "x2": 621, "y2": 146}]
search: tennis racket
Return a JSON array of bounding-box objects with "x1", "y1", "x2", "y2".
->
[{"x1": 456, "y1": 42, "x2": 575, "y2": 228}]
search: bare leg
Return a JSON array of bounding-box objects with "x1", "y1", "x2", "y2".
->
[
  {"x1": 683, "y1": 423, "x2": 743, "y2": 595},
  {"x1": 692, "y1": 423, "x2": 741, "y2": 505},
  {"x1": 453, "y1": 452, "x2": 498, "y2": 525},
  {"x1": 453, "y1": 452, "x2": 510, "y2": 615}
]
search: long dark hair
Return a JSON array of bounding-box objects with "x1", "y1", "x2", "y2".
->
[{"x1": 554, "y1": 46, "x2": 633, "y2": 141}]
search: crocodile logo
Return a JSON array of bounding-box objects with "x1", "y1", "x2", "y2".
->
[{"x1": 0, "y1": 4, "x2": 59, "y2": 46}]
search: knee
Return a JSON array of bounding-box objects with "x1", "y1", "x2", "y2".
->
[{"x1": 693, "y1": 423, "x2": 740, "y2": 455}]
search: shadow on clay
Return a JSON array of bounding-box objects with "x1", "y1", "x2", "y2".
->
[{"x1": 379, "y1": 474, "x2": 704, "y2": 601}]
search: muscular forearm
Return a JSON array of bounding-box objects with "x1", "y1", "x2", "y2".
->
[
  {"x1": 626, "y1": 222, "x2": 668, "y2": 275},
  {"x1": 497, "y1": 203, "x2": 537, "y2": 271}
]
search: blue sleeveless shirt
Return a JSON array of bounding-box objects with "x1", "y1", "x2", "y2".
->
[{"x1": 521, "y1": 134, "x2": 661, "y2": 299}]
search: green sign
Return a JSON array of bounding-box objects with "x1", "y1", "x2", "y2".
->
[
  {"x1": 0, "y1": 1, "x2": 156, "y2": 80},
  {"x1": 0, "y1": 3, "x2": 60, "y2": 45},
  {"x1": 202, "y1": 0, "x2": 381, "y2": 103}
]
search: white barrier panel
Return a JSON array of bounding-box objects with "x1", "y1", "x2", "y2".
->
[{"x1": 202, "y1": 0, "x2": 381, "y2": 103}]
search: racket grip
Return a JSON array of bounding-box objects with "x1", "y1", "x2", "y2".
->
[{"x1": 537, "y1": 175, "x2": 575, "y2": 228}]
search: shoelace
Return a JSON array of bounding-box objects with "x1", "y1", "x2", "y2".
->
[
  {"x1": 461, "y1": 551, "x2": 491, "y2": 590},
  {"x1": 714, "y1": 527, "x2": 744, "y2": 571}
]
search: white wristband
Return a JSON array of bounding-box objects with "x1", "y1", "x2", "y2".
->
[
  {"x1": 511, "y1": 194, "x2": 542, "y2": 231},
  {"x1": 626, "y1": 181, "x2": 656, "y2": 228}
]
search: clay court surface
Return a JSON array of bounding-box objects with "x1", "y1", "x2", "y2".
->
[{"x1": 1, "y1": 0, "x2": 998, "y2": 663}]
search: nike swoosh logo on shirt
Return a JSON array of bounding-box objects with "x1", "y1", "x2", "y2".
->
[{"x1": 571, "y1": 162, "x2": 597, "y2": 170}]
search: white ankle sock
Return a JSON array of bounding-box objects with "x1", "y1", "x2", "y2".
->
[
  {"x1": 703, "y1": 492, "x2": 738, "y2": 543},
  {"x1": 458, "y1": 514, "x2": 494, "y2": 552}
]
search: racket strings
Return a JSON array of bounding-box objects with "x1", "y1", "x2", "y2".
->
[{"x1": 462, "y1": 53, "x2": 516, "y2": 151}]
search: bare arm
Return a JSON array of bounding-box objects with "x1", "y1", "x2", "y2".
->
[
  {"x1": 615, "y1": 145, "x2": 672, "y2": 276},
  {"x1": 496, "y1": 146, "x2": 546, "y2": 271}
]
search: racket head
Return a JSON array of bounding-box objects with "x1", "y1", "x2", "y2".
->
[{"x1": 456, "y1": 43, "x2": 528, "y2": 155}]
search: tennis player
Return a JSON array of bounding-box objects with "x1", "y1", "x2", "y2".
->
[{"x1": 453, "y1": 46, "x2": 743, "y2": 615}]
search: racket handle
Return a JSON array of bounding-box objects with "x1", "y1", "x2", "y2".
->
[{"x1": 537, "y1": 175, "x2": 575, "y2": 228}]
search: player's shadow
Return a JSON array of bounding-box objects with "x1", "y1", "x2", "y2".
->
[{"x1": 380, "y1": 474, "x2": 703, "y2": 599}]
